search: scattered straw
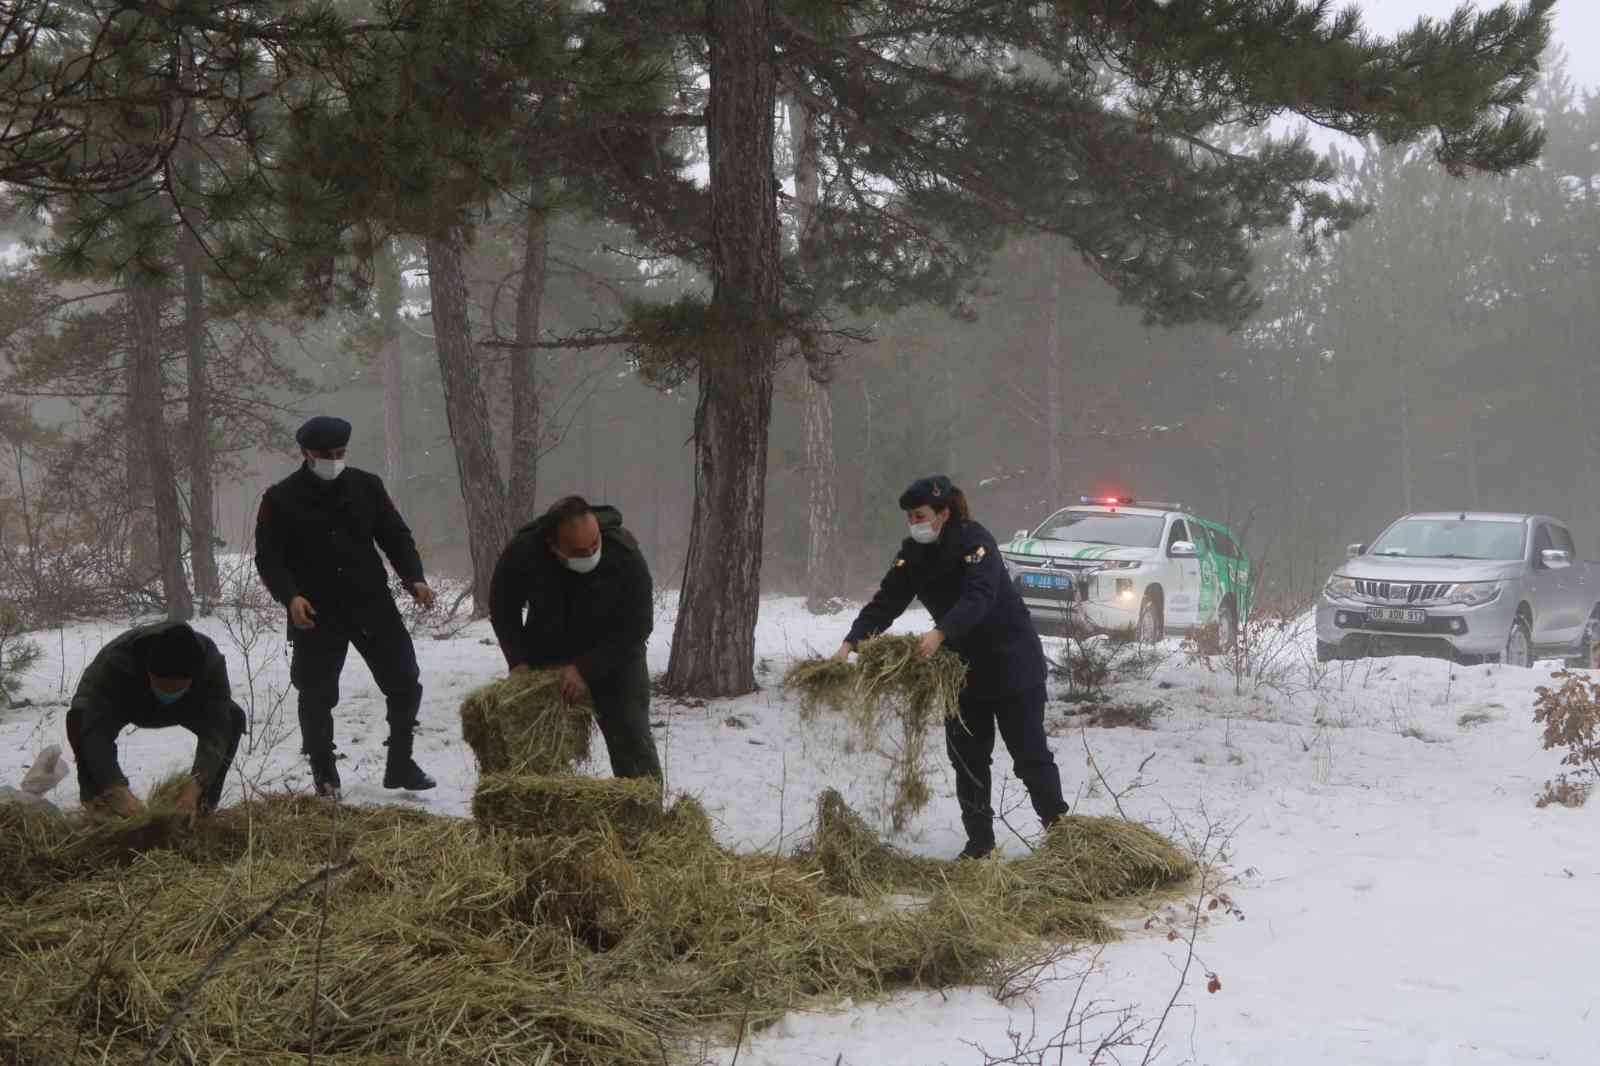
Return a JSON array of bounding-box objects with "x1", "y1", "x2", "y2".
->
[
  {"x1": 459, "y1": 671, "x2": 594, "y2": 775},
  {"x1": 1, "y1": 786, "x2": 1191, "y2": 1066},
  {"x1": 783, "y1": 635, "x2": 968, "y2": 830},
  {"x1": 3, "y1": 686, "x2": 1194, "y2": 1066}
]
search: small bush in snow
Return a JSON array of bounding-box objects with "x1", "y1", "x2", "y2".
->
[
  {"x1": 0, "y1": 602, "x2": 41, "y2": 709},
  {"x1": 1531, "y1": 670, "x2": 1600, "y2": 809}
]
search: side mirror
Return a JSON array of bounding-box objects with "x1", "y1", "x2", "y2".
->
[
  {"x1": 1542, "y1": 548, "x2": 1573, "y2": 570},
  {"x1": 1014, "y1": 529, "x2": 1030, "y2": 541},
  {"x1": 1170, "y1": 541, "x2": 1197, "y2": 558},
  {"x1": 1346, "y1": 543, "x2": 1365, "y2": 559}
]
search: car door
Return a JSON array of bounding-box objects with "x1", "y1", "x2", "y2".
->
[
  {"x1": 1164, "y1": 518, "x2": 1202, "y2": 627},
  {"x1": 1527, "y1": 522, "x2": 1567, "y2": 646},
  {"x1": 1548, "y1": 523, "x2": 1584, "y2": 640}
]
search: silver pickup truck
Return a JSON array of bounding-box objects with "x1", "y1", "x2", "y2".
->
[{"x1": 1316, "y1": 512, "x2": 1600, "y2": 667}]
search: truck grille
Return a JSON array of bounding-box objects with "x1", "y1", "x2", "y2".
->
[{"x1": 1353, "y1": 579, "x2": 1455, "y2": 604}]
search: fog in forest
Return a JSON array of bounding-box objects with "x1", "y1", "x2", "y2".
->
[{"x1": 1, "y1": 1, "x2": 1592, "y2": 626}]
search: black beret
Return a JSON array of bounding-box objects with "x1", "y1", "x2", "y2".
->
[
  {"x1": 898, "y1": 474, "x2": 956, "y2": 512},
  {"x1": 295, "y1": 415, "x2": 352, "y2": 451},
  {"x1": 148, "y1": 624, "x2": 204, "y2": 679}
]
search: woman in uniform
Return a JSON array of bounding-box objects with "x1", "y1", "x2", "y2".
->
[{"x1": 832, "y1": 475, "x2": 1069, "y2": 858}]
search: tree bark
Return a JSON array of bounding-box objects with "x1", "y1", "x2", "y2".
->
[
  {"x1": 509, "y1": 190, "x2": 550, "y2": 522},
  {"x1": 786, "y1": 94, "x2": 842, "y2": 613},
  {"x1": 426, "y1": 226, "x2": 511, "y2": 616},
  {"x1": 174, "y1": 44, "x2": 217, "y2": 613},
  {"x1": 1045, "y1": 243, "x2": 1065, "y2": 501},
  {"x1": 126, "y1": 278, "x2": 193, "y2": 621},
  {"x1": 663, "y1": 0, "x2": 779, "y2": 696},
  {"x1": 376, "y1": 238, "x2": 406, "y2": 496}
]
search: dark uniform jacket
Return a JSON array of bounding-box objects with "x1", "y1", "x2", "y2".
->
[
  {"x1": 69, "y1": 621, "x2": 236, "y2": 791},
  {"x1": 489, "y1": 506, "x2": 653, "y2": 684},
  {"x1": 846, "y1": 518, "x2": 1046, "y2": 697},
  {"x1": 254, "y1": 465, "x2": 425, "y2": 629}
]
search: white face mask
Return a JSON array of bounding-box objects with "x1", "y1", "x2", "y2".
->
[
  {"x1": 310, "y1": 458, "x2": 346, "y2": 481},
  {"x1": 562, "y1": 544, "x2": 602, "y2": 574},
  {"x1": 908, "y1": 521, "x2": 938, "y2": 545}
]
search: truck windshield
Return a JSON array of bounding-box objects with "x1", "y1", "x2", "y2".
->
[
  {"x1": 1036, "y1": 511, "x2": 1165, "y2": 549},
  {"x1": 1369, "y1": 519, "x2": 1526, "y2": 561}
]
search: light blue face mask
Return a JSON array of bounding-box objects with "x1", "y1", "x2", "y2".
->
[{"x1": 152, "y1": 686, "x2": 190, "y2": 706}]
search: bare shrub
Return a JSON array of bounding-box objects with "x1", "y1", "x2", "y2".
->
[{"x1": 1053, "y1": 623, "x2": 1163, "y2": 702}]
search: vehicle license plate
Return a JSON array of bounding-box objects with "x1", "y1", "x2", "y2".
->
[
  {"x1": 1367, "y1": 607, "x2": 1426, "y2": 625},
  {"x1": 1022, "y1": 572, "x2": 1073, "y2": 591}
]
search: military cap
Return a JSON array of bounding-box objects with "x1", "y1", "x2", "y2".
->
[
  {"x1": 898, "y1": 474, "x2": 956, "y2": 512},
  {"x1": 295, "y1": 415, "x2": 352, "y2": 451}
]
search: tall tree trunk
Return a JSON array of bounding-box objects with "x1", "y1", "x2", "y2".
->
[
  {"x1": 127, "y1": 278, "x2": 193, "y2": 621},
  {"x1": 509, "y1": 190, "x2": 550, "y2": 521},
  {"x1": 786, "y1": 94, "x2": 841, "y2": 613},
  {"x1": 1399, "y1": 383, "x2": 1414, "y2": 513},
  {"x1": 1045, "y1": 244, "x2": 1065, "y2": 502},
  {"x1": 376, "y1": 239, "x2": 406, "y2": 496},
  {"x1": 664, "y1": 0, "x2": 778, "y2": 696},
  {"x1": 426, "y1": 227, "x2": 511, "y2": 616},
  {"x1": 800, "y1": 372, "x2": 838, "y2": 611},
  {"x1": 175, "y1": 45, "x2": 217, "y2": 613}
]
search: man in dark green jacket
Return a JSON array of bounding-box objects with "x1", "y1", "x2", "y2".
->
[
  {"x1": 64, "y1": 622, "x2": 247, "y2": 816},
  {"x1": 489, "y1": 496, "x2": 661, "y2": 780}
]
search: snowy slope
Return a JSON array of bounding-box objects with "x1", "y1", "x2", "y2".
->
[{"x1": 3, "y1": 597, "x2": 1597, "y2": 1065}]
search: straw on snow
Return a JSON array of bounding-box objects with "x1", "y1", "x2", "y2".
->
[
  {"x1": 783, "y1": 634, "x2": 968, "y2": 830},
  {"x1": 0, "y1": 675, "x2": 1194, "y2": 1066}
]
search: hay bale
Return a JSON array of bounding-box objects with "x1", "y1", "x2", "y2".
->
[
  {"x1": 783, "y1": 636, "x2": 968, "y2": 831},
  {"x1": 1013, "y1": 815, "x2": 1195, "y2": 902},
  {"x1": 475, "y1": 774, "x2": 666, "y2": 840},
  {"x1": 460, "y1": 671, "x2": 594, "y2": 775}
]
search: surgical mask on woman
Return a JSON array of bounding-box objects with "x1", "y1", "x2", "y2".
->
[{"x1": 908, "y1": 522, "x2": 938, "y2": 544}]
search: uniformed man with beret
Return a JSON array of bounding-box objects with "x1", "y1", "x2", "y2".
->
[
  {"x1": 489, "y1": 495, "x2": 662, "y2": 781},
  {"x1": 254, "y1": 416, "x2": 437, "y2": 798},
  {"x1": 64, "y1": 621, "x2": 247, "y2": 816},
  {"x1": 833, "y1": 474, "x2": 1069, "y2": 859}
]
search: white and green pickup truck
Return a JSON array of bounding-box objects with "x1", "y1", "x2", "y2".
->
[{"x1": 1001, "y1": 497, "x2": 1252, "y2": 644}]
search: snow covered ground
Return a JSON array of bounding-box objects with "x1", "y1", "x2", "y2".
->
[{"x1": 4, "y1": 594, "x2": 1598, "y2": 1065}]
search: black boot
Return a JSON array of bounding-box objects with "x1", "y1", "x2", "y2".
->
[
  {"x1": 382, "y1": 733, "x2": 435, "y2": 791},
  {"x1": 957, "y1": 837, "x2": 996, "y2": 861},
  {"x1": 308, "y1": 751, "x2": 341, "y2": 799}
]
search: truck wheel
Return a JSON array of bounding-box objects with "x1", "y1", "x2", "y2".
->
[
  {"x1": 1218, "y1": 602, "x2": 1239, "y2": 652},
  {"x1": 1503, "y1": 615, "x2": 1534, "y2": 669},
  {"x1": 1137, "y1": 591, "x2": 1164, "y2": 643},
  {"x1": 1564, "y1": 612, "x2": 1600, "y2": 669}
]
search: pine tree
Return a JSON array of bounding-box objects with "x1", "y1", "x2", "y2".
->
[{"x1": 592, "y1": 0, "x2": 1556, "y2": 695}]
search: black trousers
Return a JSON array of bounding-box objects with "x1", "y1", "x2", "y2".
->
[
  {"x1": 289, "y1": 600, "x2": 422, "y2": 758},
  {"x1": 944, "y1": 682, "x2": 1067, "y2": 846},
  {"x1": 66, "y1": 702, "x2": 247, "y2": 812},
  {"x1": 589, "y1": 656, "x2": 662, "y2": 781}
]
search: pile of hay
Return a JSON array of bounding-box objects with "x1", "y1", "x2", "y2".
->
[
  {"x1": 0, "y1": 673, "x2": 1195, "y2": 1066},
  {"x1": 784, "y1": 635, "x2": 968, "y2": 830},
  {"x1": 460, "y1": 671, "x2": 594, "y2": 774},
  {"x1": 0, "y1": 785, "x2": 1192, "y2": 1066}
]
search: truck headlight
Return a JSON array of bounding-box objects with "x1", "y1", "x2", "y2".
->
[
  {"x1": 1443, "y1": 582, "x2": 1501, "y2": 607},
  {"x1": 1100, "y1": 560, "x2": 1142, "y2": 571},
  {"x1": 1325, "y1": 576, "x2": 1357, "y2": 600}
]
